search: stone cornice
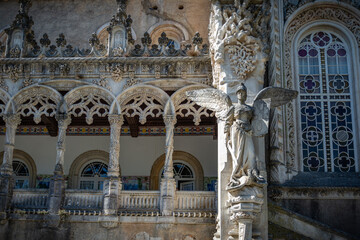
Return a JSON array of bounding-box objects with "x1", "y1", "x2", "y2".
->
[{"x1": 269, "y1": 186, "x2": 360, "y2": 200}]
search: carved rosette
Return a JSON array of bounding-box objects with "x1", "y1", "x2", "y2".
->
[
  {"x1": 108, "y1": 114, "x2": 124, "y2": 177},
  {"x1": 0, "y1": 114, "x2": 21, "y2": 176}
]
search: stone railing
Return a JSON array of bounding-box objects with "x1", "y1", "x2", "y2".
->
[
  {"x1": 63, "y1": 189, "x2": 103, "y2": 211},
  {"x1": 175, "y1": 191, "x2": 216, "y2": 212},
  {"x1": 11, "y1": 189, "x2": 48, "y2": 210},
  {"x1": 118, "y1": 191, "x2": 160, "y2": 212}
]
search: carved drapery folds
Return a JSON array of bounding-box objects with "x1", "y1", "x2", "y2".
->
[
  {"x1": 107, "y1": 114, "x2": 123, "y2": 177},
  {"x1": 0, "y1": 114, "x2": 21, "y2": 175}
]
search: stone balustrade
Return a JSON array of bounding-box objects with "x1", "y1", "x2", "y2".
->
[
  {"x1": 11, "y1": 189, "x2": 48, "y2": 210},
  {"x1": 176, "y1": 191, "x2": 216, "y2": 212},
  {"x1": 63, "y1": 189, "x2": 103, "y2": 211},
  {"x1": 118, "y1": 190, "x2": 160, "y2": 212},
  {"x1": 10, "y1": 189, "x2": 216, "y2": 214}
]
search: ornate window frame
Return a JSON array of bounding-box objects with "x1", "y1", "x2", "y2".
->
[
  {"x1": 150, "y1": 151, "x2": 204, "y2": 191},
  {"x1": 68, "y1": 150, "x2": 112, "y2": 189},
  {"x1": 0, "y1": 149, "x2": 37, "y2": 188},
  {"x1": 284, "y1": 4, "x2": 360, "y2": 174}
]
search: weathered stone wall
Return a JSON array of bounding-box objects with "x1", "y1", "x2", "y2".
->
[
  {"x1": 0, "y1": 217, "x2": 215, "y2": 240},
  {"x1": 0, "y1": 0, "x2": 210, "y2": 49},
  {"x1": 280, "y1": 199, "x2": 360, "y2": 238}
]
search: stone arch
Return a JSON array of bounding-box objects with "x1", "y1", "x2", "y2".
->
[
  {"x1": 116, "y1": 84, "x2": 169, "y2": 124},
  {"x1": 283, "y1": 3, "x2": 360, "y2": 172},
  {"x1": 150, "y1": 151, "x2": 204, "y2": 191},
  {"x1": 147, "y1": 20, "x2": 190, "y2": 48},
  {"x1": 95, "y1": 22, "x2": 137, "y2": 47},
  {"x1": 64, "y1": 85, "x2": 117, "y2": 125},
  {"x1": 0, "y1": 149, "x2": 37, "y2": 188},
  {"x1": 68, "y1": 150, "x2": 112, "y2": 189},
  {"x1": 171, "y1": 85, "x2": 214, "y2": 126},
  {"x1": 6, "y1": 85, "x2": 62, "y2": 124}
]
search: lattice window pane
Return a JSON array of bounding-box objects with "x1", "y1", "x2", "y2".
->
[{"x1": 298, "y1": 31, "x2": 356, "y2": 172}]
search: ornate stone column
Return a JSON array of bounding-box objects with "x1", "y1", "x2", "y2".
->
[
  {"x1": 103, "y1": 114, "x2": 123, "y2": 215},
  {"x1": 208, "y1": 1, "x2": 270, "y2": 239},
  {"x1": 160, "y1": 114, "x2": 177, "y2": 216},
  {"x1": 48, "y1": 114, "x2": 71, "y2": 214},
  {"x1": 0, "y1": 114, "x2": 21, "y2": 218}
]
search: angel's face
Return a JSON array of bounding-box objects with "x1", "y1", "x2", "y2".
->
[{"x1": 237, "y1": 90, "x2": 247, "y2": 103}]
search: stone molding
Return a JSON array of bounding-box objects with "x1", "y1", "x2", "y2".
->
[{"x1": 269, "y1": 186, "x2": 360, "y2": 200}]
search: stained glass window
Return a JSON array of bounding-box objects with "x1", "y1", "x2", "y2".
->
[
  {"x1": 298, "y1": 31, "x2": 356, "y2": 172},
  {"x1": 79, "y1": 162, "x2": 108, "y2": 190}
]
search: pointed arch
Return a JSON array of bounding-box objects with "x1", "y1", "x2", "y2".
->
[
  {"x1": 6, "y1": 85, "x2": 62, "y2": 123},
  {"x1": 64, "y1": 85, "x2": 117, "y2": 125},
  {"x1": 116, "y1": 84, "x2": 169, "y2": 124}
]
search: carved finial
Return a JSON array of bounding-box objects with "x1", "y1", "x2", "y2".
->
[
  {"x1": 40, "y1": 33, "x2": 51, "y2": 47},
  {"x1": 19, "y1": 0, "x2": 32, "y2": 14},
  {"x1": 56, "y1": 33, "x2": 67, "y2": 47},
  {"x1": 192, "y1": 32, "x2": 203, "y2": 45},
  {"x1": 89, "y1": 32, "x2": 100, "y2": 47},
  {"x1": 141, "y1": 32, "x2": 152, "y2": 46},
  {"x1": 158, "y1": 32, "x2": 169, "y2": 46}
]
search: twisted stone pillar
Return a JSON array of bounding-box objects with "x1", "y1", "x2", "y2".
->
[
  {"x1": 160, "y1": 115, "x2": 177, "y2": 216},
  {"x1": 48, "y1": 114, "x2": 71, "y2": 214},
  {"x1": 0, "y1": 114, "x2": 21, "y2": 218},
  {"x1": 103, "y1": 114, "x2": 123, "y2": 215}
]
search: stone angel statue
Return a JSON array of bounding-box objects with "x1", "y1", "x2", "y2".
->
[{"x1": 186, "y1": 83, "x2": 297, "y2": 189}]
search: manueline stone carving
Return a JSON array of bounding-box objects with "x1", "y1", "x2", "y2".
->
[{"x1": 186, "y1": 84, "x2": 297, "y2": 189}]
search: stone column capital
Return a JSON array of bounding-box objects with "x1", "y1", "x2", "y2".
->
[
  {"x1": 3, "y1": 114, "x2": 21, "y2": 128},
  {"x1": 55, "y1": 113, "x2": 71, "y2": 127},
  {"x1": 163, "y1": 114, "x2": 177, "y2": 126},
  {"x1": 108, "y1": 114, "x2": 124, "y2": 126}
]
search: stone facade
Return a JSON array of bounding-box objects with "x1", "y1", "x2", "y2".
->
[{"x1": 0, "y1": 0, "x2": 359, "y2": 239}]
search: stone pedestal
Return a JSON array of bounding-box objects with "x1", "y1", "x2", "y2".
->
[
  {"x1": 160, "y1": 178, "x2": 176, "y2": 216},
  {"x1": 103, "y1": 177, "x2": 122, "y2": 215},
  {"x1": 0, "y1": 175, "x2": 14, "y2": 219},
  {"x1": 227, "y1": 186, "x2": 264, "y2": 240},
  {"x1": 48, "y1": 173, "x2": 65, "y2": 214}
]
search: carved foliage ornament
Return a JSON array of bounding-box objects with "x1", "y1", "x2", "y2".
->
[{"x1": 284, "y1": 6, "x2": 360, "y2": 169}]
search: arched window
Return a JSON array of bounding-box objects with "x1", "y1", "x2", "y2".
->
[
  {"x1": 13, "y1": 160, "x2": 30, "y2": 189},
  {"x1": 150, "y1": 151, "x2": 204, "y2": 191},
  {"x1": 0, "y1": 150, "x2": 37, "y2": 188},
  {"x1": 160, "y1": 161, "x2": 195, "y2": 190},
  {"x1": 297, "y1": 31, "x2": 357, "y2": 172},
  {"x1": 79, "y1": 161, "x2": 108, "y2": 190},
  {"x1": 68, "y1": 150, "x2": 111, "y2": 189}
]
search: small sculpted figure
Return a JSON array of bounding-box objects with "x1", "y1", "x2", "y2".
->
[{"x1": 186, "y1": 83, "x2": 297, "y2": 189}]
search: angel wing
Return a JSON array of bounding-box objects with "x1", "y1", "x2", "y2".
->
[
  {"x1": 253, "y1": 86, "x2": 298, "y2": 108},
  {"x1": 251, "y1": 87, "x2": 298, "y2": 137},
  {"x1": 185, "y1": 88, "x2": 233, "y2": 120}
]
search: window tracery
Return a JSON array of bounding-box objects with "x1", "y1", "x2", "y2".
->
[
  {"x1": 79, "y1": 161, "x2": 108, "y2": 190},
  {"x1": 297, "y1": 31, "x2": 357, "y2": 172}
]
